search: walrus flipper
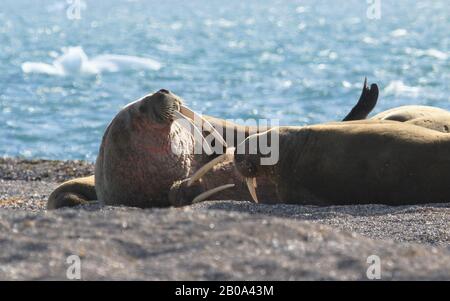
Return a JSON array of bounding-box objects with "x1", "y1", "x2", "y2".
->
[
  {"x1": 342, "y1": 78, "x2": 379, "y2": 121},
  {"x1": 47, "y1": 175, "x2": 97, "y2": 209}
]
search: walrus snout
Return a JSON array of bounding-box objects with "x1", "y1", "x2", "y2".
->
[
  {"x1": 234, "y1": 132, "x2": 262, "y2": 173},
  {"x1": 184, "y1": 146, "x2": 260, "y2": 203},
  {"x1": 138, "y1": 90, "x2": 182, "y2": 123},
  {"x1": 233, "y1": 151, "x2": 261, "y2": 203},
  {"x1": 136, "y1": 89, "x2": 228, "y2": 155},
  {"x1": 158, "y1": 88, "x2": 171, "y2": 94},
  {"x1": 234, "y1": 153, "x2": 259, "y2": 178}
]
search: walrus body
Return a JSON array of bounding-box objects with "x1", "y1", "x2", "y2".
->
[
  {"x1": 370, "y1": 105, "x2": 450, "y2": 133},
  {"x1": 234, "y1": 121, "x2": 450, "y2": 205},
  {"x1": 47, "y1": 80, "x2": 384, "y2": 209},
  {"x1": 48, "y1": 89, "x2": 281, "y2": 209}
]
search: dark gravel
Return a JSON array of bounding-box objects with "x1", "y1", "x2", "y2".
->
[
  {"x1": 0, "y1": 157, "x2": 94, "y2": 182},
  {"x1": 0, "y1": 158, "x2": 449, "y2": 280}
]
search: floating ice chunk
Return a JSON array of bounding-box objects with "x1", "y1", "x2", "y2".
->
[
  {"x1": 21, "y1": 46, "x2": 162, "y2": 76},
  {"x1": 423, "y1": 49, "x2": 448, "y2": 60},
  {"x1": 92, "y1": 54, "x2": 162, "y2": 72},
  {"x1": 22, "y1": 62, "x2": 63, "y2": 76}
]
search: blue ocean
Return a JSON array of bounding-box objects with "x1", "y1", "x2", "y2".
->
[{"x1": 0, "y1": 0, "x2": 449, "y2": 161}]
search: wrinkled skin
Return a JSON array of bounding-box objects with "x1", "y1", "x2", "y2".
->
[
  {"x1": 48, "y1": 89, "x2": 279, "y2": 209},
  {"x1": 232, "y1": 104, "x2": 450, "y2": 205},
  {"x1": 234, "y1": 120, "x2": 450, "y2": 205},
  {"x1": 47, "y1": 81, "x2": 381, "y2": 209},
  {"x1": 94, "y1": 89, "x2": 195, "y2": 208},
  {"x1": 371, "y1": 105, "x2": 450, "y2": 133}
]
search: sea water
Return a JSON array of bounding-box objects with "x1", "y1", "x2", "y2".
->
[{"x1": 0, "y1": 0, "x2": 449, "y2": 161}]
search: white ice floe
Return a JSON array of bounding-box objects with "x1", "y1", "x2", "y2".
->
[
  {"x1": 422, "y1": 49, "x2": 448, "y2": 60},
  {"x1": 22, "y1": 46, "x2": 162, "y2": 76}
]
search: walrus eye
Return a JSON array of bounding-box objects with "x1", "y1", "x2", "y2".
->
[
  {"x1": 248, "y1": 162, "x2": 256, "y2": 174},
  {"x1": 241, "y1": 159, "x2": 258, "y2": 176}
]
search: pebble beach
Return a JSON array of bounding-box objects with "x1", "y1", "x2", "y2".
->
[{"x1": 1, "y1": 158, "x2": 449, "y2": 280}]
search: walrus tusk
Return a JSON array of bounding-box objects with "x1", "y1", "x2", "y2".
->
[
  {"x1": 180, "y1": 105, "x2": 228, "y2": 148},
  {"x1": 187, "y1": 147, "x2": 236, "y2": 187},
  {"x1": 246, "y1": 177, "x2": 259, "y2": 203},
  {"x1": 173, "y1": 111, "x2": 213, "y2": 155},
  {"x1": 192, "y1": 184, "x2": 235, "y2": 204}
]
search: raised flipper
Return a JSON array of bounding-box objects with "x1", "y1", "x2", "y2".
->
[
  {"x1": 342, "y1": 78, "x2": 379, "y2": 121},
  {"x1": 47, "y1": 175, "x2": 97, "y2": 209}
]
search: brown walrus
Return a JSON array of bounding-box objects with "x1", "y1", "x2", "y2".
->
[
  {"x1": 370, "y1": 105, "x2": 450, "y2": 133},
  {"x1": 48, "y1": 79, "x2": 378, "y2": 209},
  {"x1": 195, "y1": 120, "x2": 450, "y2": 205},
  {"x1": 48, "y1": 89, "x2": 269, "y2": 209}
]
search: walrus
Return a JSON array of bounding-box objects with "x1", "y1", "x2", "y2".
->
[
  {"x1": 192, "y1": 120, "x2": 450, "y2": 205},
  {"x1": 47, "y1": 79, "x2": 379, "y2": 209},
  {"x1": 49, "y1": 88, "x2": 266, "y2": 209},
  {"x1": 370, "y1": 105, "x2": 450, "y2": 133}
]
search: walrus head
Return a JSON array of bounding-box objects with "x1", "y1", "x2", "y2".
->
[
  {"x1": 185, "y1": 129, "x2": 279, "y2": 203},
  {"x1": 135, "y1": 88, "x2": 181, "y2": 124},
  {"x1": 95, "y1": 89, "x2": 228, "y2": 208}
]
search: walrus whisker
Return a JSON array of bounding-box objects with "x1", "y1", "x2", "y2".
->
[
  {"x1": 246, "y1": 177, "x2": 259, "y2": 203},
  {"x1": 180, "y1": 105, "x2": 228, "y2": 148},
  {"x1": 187, "y1": 147, "x2": 236, "y2": 186},
  {"x1": 192, "y1": 184, "x2": 235, "y2": 204},
  {"x1": 173, "y1": 111, "x2": 213, "y2": 155}
]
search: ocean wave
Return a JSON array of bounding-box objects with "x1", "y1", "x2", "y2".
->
[
  {"x1": 383, "y1": 81, "x2": 421, "y2": 98},
  {"x1": 390, "y1": 29, "x2": 408, "y2": 38},
  {"x1": 204, "y1": 18, "x2": 237, "y2": 28},
  {"x1": 259, "y1": 52, "x2": 284, "y2": 63},
  {"x1": 405, "y1": 47, "x2": 448, "y2": 60},
  {"x1": 21, "y1": 46, "x2": 162, "y2": 76}
]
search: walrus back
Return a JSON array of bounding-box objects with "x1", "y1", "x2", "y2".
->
[{"x1": 276, "y1": 122, "x2": 450, "y2": 205}]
